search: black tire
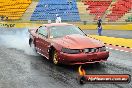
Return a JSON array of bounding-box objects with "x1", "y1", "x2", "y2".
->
[
  {"x1": 29, "y1": 38, "x2": 32, "y2": 47},
  {"x1": 29, "y1": 38, "x2": 37, "y2": 52}
]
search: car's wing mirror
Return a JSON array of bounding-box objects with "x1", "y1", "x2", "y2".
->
[
  {"x1": 36, "y1": 29, "x2": 38, "y2": 33},
  {"x1": 39, "y1": 26, "x2": 42, "y2": 28}
]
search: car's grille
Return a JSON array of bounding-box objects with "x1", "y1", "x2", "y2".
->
[
  {"x1": 84, "y1": 48, "x2": 98, "y2": 53},
  {"x1": 83, "y1": 47, "x2": 106, "y2": 53}
]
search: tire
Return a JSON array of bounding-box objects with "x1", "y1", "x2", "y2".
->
[
  {"x1": 52, "y1": 50, "x2": 59, "y2": 65},
  {"x1": 29, "y1": 38, "x2": 32, "y2": 47},
  {"x1": 29, "y1": 38, "x2": 37, "y2": 52}
]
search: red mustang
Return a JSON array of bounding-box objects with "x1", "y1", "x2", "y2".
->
[{"x1": 29, "y1": 23, "x2": 109, "y2": 65}]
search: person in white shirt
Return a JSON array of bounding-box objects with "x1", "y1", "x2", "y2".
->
[
  {"x1": 48, "y1": 20, "x2": 51, "y2": 23},
  {"x1": 56, "y1": 14, "x2": 61, "y2": 23}
]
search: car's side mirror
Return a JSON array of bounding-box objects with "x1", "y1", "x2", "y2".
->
[
  {"x1": 39, "y1": 26, "x2": 42, "y2": 28},
  {"x1": 36, "y1": 29, "x2": 38, "y2": 33}
]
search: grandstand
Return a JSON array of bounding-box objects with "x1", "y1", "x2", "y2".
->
[
  {"x1": 0, "y1": 0, "x2": 31, "y2": 20},
  {"x1": 0, "y1": 0, "x2": 132, "y2": 23},
  {"x1": 106, "y1": 0, "x2": 132, "y2": 22},
  {"x1": 30, "y1": 0, "x2": 80, "y2": 21},
  {"x1": 82, "y1": 0, "x2": 112, "y2": 20},
  {"x1": 81, "y1": 0, "x2": 132, "y2": 22},
  {"x1": 21, "y1": 1, "x2": 38, "y2": 21}
]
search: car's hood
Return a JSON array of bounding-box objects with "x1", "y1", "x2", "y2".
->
[{"x1": 52, "y1": 34, "x2": 104, "y2": 49}]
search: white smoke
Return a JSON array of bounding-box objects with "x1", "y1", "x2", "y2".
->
[{"x1": 0, "y1": 28, "x2": 39, "y2": 56}]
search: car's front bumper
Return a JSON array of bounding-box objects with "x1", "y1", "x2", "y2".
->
[{"x1": 58, "y1": 51, "x2": 109, "y2": 65}]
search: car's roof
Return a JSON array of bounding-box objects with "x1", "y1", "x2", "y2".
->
[{"x1": 42, "y1": 23, "x2": 73, "y2": 27}]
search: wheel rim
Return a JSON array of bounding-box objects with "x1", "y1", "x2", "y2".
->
[{"x1": 53, "y1": 51, "x2": 58, "y2": 64}]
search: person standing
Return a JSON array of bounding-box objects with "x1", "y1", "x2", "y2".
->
[
  {"x1": 56, "y1": 14, "x2": 61, "y2": 23},
  {"x1": 67, "y1": 0, "x2": 72, "y2": 4},
  {"x1": 1, "y1": 16, "x2": 4, "y2": 21},
  {"x1": 97, "y1": 16, "x2": 102, "y2": 36},
  {"x1": 48, "y1": 20, "x2": 51, "y2": 23}
]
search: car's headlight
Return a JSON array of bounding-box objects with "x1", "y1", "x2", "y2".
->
[
  {"x1": 100, "y1": 46, "x2": 106, "y2": 51},
  {"x1": 61, "y1": 48, "x2": 80, "y2": 54}
]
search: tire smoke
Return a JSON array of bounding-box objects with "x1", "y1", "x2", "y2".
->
[{"x1": 0, "y1": 28, "x2": 39, "y2": 56}]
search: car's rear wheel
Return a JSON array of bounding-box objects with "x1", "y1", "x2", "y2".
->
[
  {"x1": 29, "y1": 38, "x2": 32, "y2": 47},
  {"x1": 29, "y1": 38, "x2": 37, "y2": 52},
  {"x1": 53, "y1": 50, "x2": 59, "y2": 65}
]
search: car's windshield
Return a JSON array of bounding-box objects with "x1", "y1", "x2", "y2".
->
[{"x1": 50, "y1": 25, "x2": 86, "y2": 38}]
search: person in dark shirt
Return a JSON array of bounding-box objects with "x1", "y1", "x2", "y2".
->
[
  {"x1": 97, "y1": 17, "x2": 102, "y2": 36},
  {"x1": 6, "y1": 17, "x2": 8, "y2": 21},
  {"x1": 1, "y1": 16, "x2": 4, "y2": 21}
]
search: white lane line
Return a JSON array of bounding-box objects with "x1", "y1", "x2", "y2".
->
[
  {"x1": 120, "y1": 50, "x2": 124, "y2": 52},
  {"x1": 124, "y1": 51, "x2": 129, "y2": 53},
  {"x1": 115, "y1": 49, "x2": 119, "y2": 51},
  {"x1": 106, "y1": 47, "x2": 109, "y2": 48},
  {"x1": 109, "y1": 48, "x2": 113, "y2": 50},
  {"x1": 107, "y1": 47, "x2": 132, "y2": 53}
]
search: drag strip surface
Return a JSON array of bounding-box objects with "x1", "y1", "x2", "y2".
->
[
  {"x1": 0, "y1": 45, "x2": 132, "y2": 88},
  {"x1": 83, "y1": 30, "x2": 132, "y2": 39},
  {"x1": 0, "y1": 28, "x2": 132, "y2": 88}
]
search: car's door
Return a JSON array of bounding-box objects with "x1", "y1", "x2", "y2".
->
[
  {"x1": 35, "y1": 26, "x2": 50, "y2": 59},
  {"x1": 34, "y1": 26, "x2": 42, "y2": 52}
]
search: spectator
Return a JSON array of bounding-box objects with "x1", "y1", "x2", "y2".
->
[
  {"x1": 97, "y1": 16, "x2": 102, "y2": 36},
  {"x1": 56, "y1": 14, "x2": 61, "y2": 23},
  {"x1": 67, "y1": 0, "x2": 72, "y2": 4},
  {"x1": 6, "y1": 17, "x2": 8, "y2": 21},
  {"x1": 48, "y1": 20, "x2": 51, "y2": 23}
]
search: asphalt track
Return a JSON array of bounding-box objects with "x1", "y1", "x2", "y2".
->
[
  {"x1": 0, "y1": 28, "x2": 132, "y2": 88},
  {"x1": 83, "y1": 30, "x2": 132, "y2": 39}
]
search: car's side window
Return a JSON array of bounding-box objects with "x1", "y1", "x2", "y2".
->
[{"x1": 37, "y1": 26, "x2": 48, "y2": 38}]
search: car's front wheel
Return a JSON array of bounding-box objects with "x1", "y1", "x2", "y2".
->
[{"x1": 52, "y1": 50, "x2": 59, "y2": 65}]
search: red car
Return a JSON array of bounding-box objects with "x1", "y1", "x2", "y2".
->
[{"x1": 29, "y1": 23, "x2": 109, "y2": 65}]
